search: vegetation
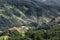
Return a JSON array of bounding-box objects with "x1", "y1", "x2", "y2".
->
[
  {"x1": 0, "y1": 0, "x2": 60, "y2": 40},
  {"x1": 0, "y1": 25, "x2": 60, "y2": 40}
]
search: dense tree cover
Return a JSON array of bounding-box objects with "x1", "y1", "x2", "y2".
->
[{"x1": 0, "y1": 25, "x2": 60, "y2": 40}]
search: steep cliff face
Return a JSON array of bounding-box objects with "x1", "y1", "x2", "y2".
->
[{"x1": 0, "y1": 0, "x2": 60, "y2": 29}]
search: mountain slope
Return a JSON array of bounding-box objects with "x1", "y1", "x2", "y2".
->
[{"x1": 0, "y1": 0, "x2": 60, "y2": 29}]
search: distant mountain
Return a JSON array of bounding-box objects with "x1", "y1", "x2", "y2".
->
[{"x1": 34, "y1": 0, "x2": 60, "y2": 6}]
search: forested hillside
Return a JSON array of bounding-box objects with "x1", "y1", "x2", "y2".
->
[{"x1": 0, "y1": 0, "x2": 60, "y2": 40}]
